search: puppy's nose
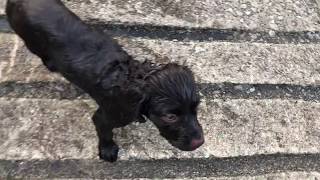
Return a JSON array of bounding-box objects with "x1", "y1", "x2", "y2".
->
[{"x1": 190, "y1": 136, "x2": 204, "y2": 150}]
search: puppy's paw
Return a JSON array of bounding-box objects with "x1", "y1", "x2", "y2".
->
[{"x1": 99, "y1": 143, "x2": 119, "y2": 162}]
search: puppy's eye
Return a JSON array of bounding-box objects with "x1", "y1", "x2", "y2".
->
[{"x1": 161, "y1": 114, "x2": 178, "y2": 123}]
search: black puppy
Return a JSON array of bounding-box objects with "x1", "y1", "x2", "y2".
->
[{"x1": 6, "y1": 0, "x2": 204, "y2": 162}]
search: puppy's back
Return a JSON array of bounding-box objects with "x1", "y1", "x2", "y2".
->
[
  {"x1": 6, "y1": 0, "x2": 84, "y2": 37},
  {"x1": 6, "y1": 0, "x2": 133, "y2": 98},
  {"x1": 6, "y1": 0, "x2": 91, "y2": 60}
]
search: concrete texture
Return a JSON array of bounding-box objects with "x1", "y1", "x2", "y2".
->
[
  {"x1": 1, "y1": 0, "x2": 320, "y2": 179},
  {"x1": 2, "y1": 0, "x2": 319, "y2": 31},
  {"x1": 0, "y1": 0, "x2": 4, "y2": 15},
  {"x1": 2, "y1": 34, "x2": 320, "y2": 85},
  {"x1": 1, "y1": 81, "x2": 320, "y2": 102},
  {"x1": 1, "y1": 97, "x2": 320, "y2": 160},
  {"x1": 0, "y1": 33, "x2": 12, "y2": 80},
  {"x1": 119, "y1": 37, "x2": 320, "y2": 85},
  {"x1": 203, "y1": 172, "x2": 320, "y2": 180},
  {"x1": 3, "y1": 18, "x2": 320, "y2": 44},
  {"x1": 1, "y1": 156, "x2": 320, "y2": 179},
  {"x1": 60, "y1": 0, "x2": 320, "y2": 31}
]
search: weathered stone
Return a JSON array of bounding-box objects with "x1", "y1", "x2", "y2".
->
[
  {"x1": 0, "y1": 98, "x2": 97, "y2": 160},
  {"x1": 191, "y1": 172, "x2": 320, "y2": 180},
  {"x1": 60, "y1": 0, "x2": 320, "y2": 31},
  {"x1": 119, "y1": 38, "x2": 320, "y2": 85},
  {"x1": 0, "y1": 33, "x2": 14, "y2": 80},
  {"x1": 1, "y1": 0, "x2": 319, "y2": 178},
  {"x1": 1, "y1": 156, "x2": 320, "y2": 179},
  {"x1": 1, "y1": 35, "x2": 320, "y2": 85},
  {"x1": 0, "y1": 0, "x2": 5, "y2": 15},
  {"x1": 2, "y1": 0, "x2": 320, "y2": 31},
  {"x1": 1, "y1": 98, "x2": 320, "y2": 160},
  {"x1": 161, "y1": 172, "x2": 320, "y2": 180}
]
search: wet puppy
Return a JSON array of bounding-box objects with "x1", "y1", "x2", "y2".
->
[{"x1": 6, "y1": 0, "x2": 204, "y2": 162}]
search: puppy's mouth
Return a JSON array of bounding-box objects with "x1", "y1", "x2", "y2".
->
[{"x1": 168, "y1": 135, "x2": 205, "y2": 151}]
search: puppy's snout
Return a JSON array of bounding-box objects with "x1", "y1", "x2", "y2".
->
[
  {"x1": 190, "y1": 135, "x2": 204, "y2": 150},
  {"x1": 187, "y1": 121, "x2": 204, "y2": 150}
]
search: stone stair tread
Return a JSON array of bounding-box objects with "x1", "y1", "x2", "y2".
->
[
  {"x1": 1, "y1": 34, "x2": 320, "y2": 85},
  {"x1": 0, "y1": 97, "x2": 319, "y2": 161}
]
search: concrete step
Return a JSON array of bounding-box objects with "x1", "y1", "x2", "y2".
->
[
  {"x1": 1, "y1": 158, "x2": 320, "y2": 179},
  {"x1": 0, "y1": 96, "x2": 320, "y2": 178},
  {"x1": 62, "y1": 0, "x2": 320, "y2": 31},
  {"x1": 1, "y1": 0, "x2": 320, "y2": 31},
  {"x1": 1, "y1": 0, "x2": 320, "y2": 179},
  {"x1": 1, "y1": 97, "x2": 320, "y2": 160},
  {"x1": 0, "y1": 0, "x2": 4, "y2": 15},
  {"x1": 1, "y1": 33, "x2": 320, "y2": 85},
  {"x1": 2, "y1": 1, "x2": 320, "y2": 45}
]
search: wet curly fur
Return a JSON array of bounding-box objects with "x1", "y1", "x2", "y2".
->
[{"x1": 6, "y1": 0, "x2": 204, "y2": 162}]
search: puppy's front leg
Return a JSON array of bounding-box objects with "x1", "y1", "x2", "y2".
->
[{"x1": 92, "y1": 108, "x2": 119, "y2": 162}]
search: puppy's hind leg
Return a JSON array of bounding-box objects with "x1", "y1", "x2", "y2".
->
[{"x1": 92, "y1": 108, "x2": 119, "y2": 162}]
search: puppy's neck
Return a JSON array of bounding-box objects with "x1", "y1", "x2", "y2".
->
[
  {"x1": 128, "y1": 59, "x2": 165, "y2": 81},
  {"x1": 127, "y1": 60, "x2": 166, "y2": 118}
]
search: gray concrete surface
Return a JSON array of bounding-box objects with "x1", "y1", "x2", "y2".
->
[
  {"x1": 1, "y1": 0, "x2": 320, "y2": 179},
  {"x1": 1, "y1": 98, "x2": 320, "y2": 160},
  {"x1": 1, "y1": 155, "x2": 320, "y2": 179},
  {"x1": 61, "y1": 0, "x2": 320, "y2": 31},
  {"x1": 2, "y1": 34, "x2": 320, "y2": 85},
  {"x1": 202, "y1": 172, "x2": 320, "y2": 180},
  {"x1": 120, "y1": 37, "x2": 320, "y2": 85},
  {"x1": 1, "y1": 0, "x2": 320, "y2": 31},
  {"x1": 0, "y1": 0, "x2": 6, "y2": 15},
  {"x1": 0, "y1": 0, "x2": 4, "y2": 15},
  {"x1": 1, "y1": 81, "x2": 320, "y2": 102}
]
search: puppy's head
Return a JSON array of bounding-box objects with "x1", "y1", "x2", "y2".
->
[{"x1": 144, "y1": 63, "x2": 204, "y2": 151}]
